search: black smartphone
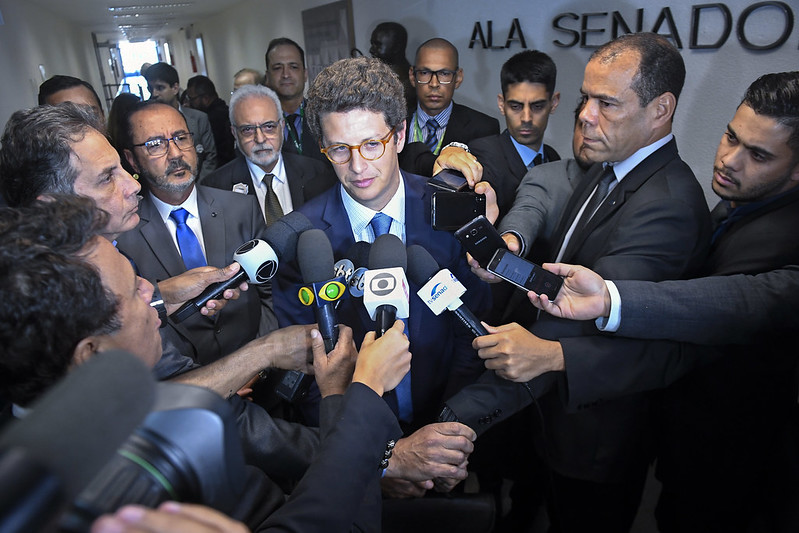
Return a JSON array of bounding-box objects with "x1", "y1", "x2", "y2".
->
[
  {"x1": 432, "y1": 191, "x2": 486, "y2": 231},
  {"x1": 429, "y1": 169, "x2": 469, "y2": 192},
  {"x1": 454, "y1": 215, "x2": 507, "y2": 268},
  {"x1": 486, "y1": 248, "x2": 563, "y2": 300}
]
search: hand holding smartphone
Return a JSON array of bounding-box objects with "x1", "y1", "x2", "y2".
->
[
  {"x1": 454, "y1": 215, "x2": 507, "y2": 268},
  {"x1": 486, "y1": 248, "x2": 563, "y2": 301}
]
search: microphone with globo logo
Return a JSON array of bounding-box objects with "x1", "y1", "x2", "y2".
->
[
  {"x1": 172, "y1": 211, "x2": 313, "y2": 323},
  {"x1": 406, "y1": 244, "x2": 488, "y2": 337},
  {"x1": 363, "y1": 234, "x2": 409, "y2": 338}
]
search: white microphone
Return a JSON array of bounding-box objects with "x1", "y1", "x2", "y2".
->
[{"x1": 363, "y1": 234, "x2": 409, "y2": 337}]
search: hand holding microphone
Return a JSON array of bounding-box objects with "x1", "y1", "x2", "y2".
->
[{"x1": 171, "y1": 211, "x2": 313, "y2": 323}]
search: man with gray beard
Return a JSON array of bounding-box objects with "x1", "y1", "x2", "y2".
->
[
  {"x1": 117, "y1": 101, "x2": 278, "y2": 365},
  {"x1": 203, "y1": 84, "x2": 336, "y2": 224}
]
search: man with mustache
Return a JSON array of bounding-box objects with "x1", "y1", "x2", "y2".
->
[
  {"x1": 203, "y1": 84, "x2": 337, "y2": 224},
  {"x1": 117, "y1": 101, "x2": 277, "y2": 365}
]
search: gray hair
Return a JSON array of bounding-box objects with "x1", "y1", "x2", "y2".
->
[{"x1": 229, "y1": 84, "x2": 284, "y2": 125}]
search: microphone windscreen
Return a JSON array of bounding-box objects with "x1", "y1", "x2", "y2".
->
[
  {"x1": 346, "y1": 241, "x2": 371, "y2": 268},
  {"x1": 407, "y1": 244, "x2": 440, "y2": 285},
  {"x1": 264, "y1": 211, "x2": 314, "y2": 262},
  {"x1": 369, "y1": 233, "x2": 407, "y2": 270},
  {"x1": 0, "y1": 350, "x2": 155, "y2": 501},
  {"x1": 297, "y1": 229, "x2": 335, "y2": 283}
]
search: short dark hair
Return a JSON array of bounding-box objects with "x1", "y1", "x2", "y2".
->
[
  {"x1": 500, "y1": 50, "x2": 557, "y2": 97},
  {"x1": 0, "y1": 195, "x2": 120, "y2": 406},
  {"x1": 591, "y1": 32, "x2": 685, "y2": 108},
  {"x1": 414, "y1": 38, "x2": 459, "y2": 67},
  {"x1": 186, "y1": 75, "x2": 218, "y2": 98},
  {"x1": 0, "y1": 103, "x2": 104, "y2": 207},
  {"x1": 265, "y1": 38, "x2": 305, "y2": 68},
  {"x1": 373, "y1": 22, "x2": 408, "y2": 51},
  {"x1": 143, "y1": 62, "x2": 179, "y2": 86},
  {"x1": 306, "y1": 57, "x2": 406, "y2": 144},
  {"x1": 38, "y1": 75, "x2": 103, "y2": 110},
  {"x1": 742, "y1": 72, "x2": 799, "y2": 160}
]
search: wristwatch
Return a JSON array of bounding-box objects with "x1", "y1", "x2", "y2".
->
[{"x1": 442, "y1": 141, "x2": 470, "y2": 153}]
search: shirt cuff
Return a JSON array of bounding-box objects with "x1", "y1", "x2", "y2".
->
[{"x1": 595, "y1": 280, "x2": 621, "y2": 332}]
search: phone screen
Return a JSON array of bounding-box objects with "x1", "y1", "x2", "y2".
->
[{"x1": 487, "y1": 249, "x2": 563, "y2": 300}]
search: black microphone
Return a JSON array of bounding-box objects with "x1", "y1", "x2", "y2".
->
[
  {"x1": 0, "y1": 351, "x2": 154, "y2": 533},
  {"x1": 363, "y1": 234, "x2": 409, "y2": 337},
  {"x1": 406, "y1": 244, "x2": 488, "y2": 337},
  {"x1": 172, "y1": 211, "x2": 313, "y2": 323},
  {"x1": 276, "y1": 229, "x2": 347, "y2": 401}
]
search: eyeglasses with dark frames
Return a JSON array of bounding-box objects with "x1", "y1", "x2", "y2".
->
[
  {"x1": 412, "y1": 68, "x2": 457, "y2": 85},
  {"x1": 235, "y1": 121, "x2": 282, "y2": 139}
]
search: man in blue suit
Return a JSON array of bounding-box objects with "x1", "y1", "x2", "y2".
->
[{"x1": 272, "y1": 56, "x2": 490, "y2": 498}]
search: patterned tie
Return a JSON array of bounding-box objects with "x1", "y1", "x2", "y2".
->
[
  {"x1": 263, "y1": 173, "x2": 284, "y2": 226},
  {"x1": 424, "y1": 118, "x2": 440, "y2": 152},
  {"x1": 575, "y1": 166, "x2": 616, "y2": 231},
  {"x1": 169, "y1": 208, "x2": 206, "y2": 270},
  {"x1": 370, "y1": 212, "x2": 413, "y2": 422},
  {"x1": 527, "y1": 153, "x2": 544, "y2": 171}
]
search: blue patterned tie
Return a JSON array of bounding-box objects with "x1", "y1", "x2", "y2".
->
[
  {"x1": 424, "y1": 118, "x2": 440, "y2": 152},
  {"x1": 370, "y1": 212, "x2": 413, "y2": 422},
  {"x1": 169, "y1": 208, "x2": 206, "y2": 270}
]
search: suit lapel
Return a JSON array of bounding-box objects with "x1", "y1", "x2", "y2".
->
[
  {"x1": 136, "y1": 193, "x2": 186, "y2": 276},
  {"x1": 442, "y1": 103, "x2": 468, "y2": 146},
  {"x1": 196, "y1": 186, "x2": 227, "y2": 268},
  {"x1": 561, "y1": 139, "x2": 680, "y2": 261},
  {"x1": 283, "y1": 154, "x2": 307, "y2": 207},
  {"x1": 500, "y1": 130, "x2": 528, "y2": 180}
]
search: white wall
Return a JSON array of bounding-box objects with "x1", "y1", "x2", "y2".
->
[
  {"x1": 2, "y1": 0, "x2": 797, "y2": 205},
  {"x1": 0, "y1": 0, "x2": 99, "y2": 127},
  {"x1": 184, "y1": 0, "x2": 799, "y2": 205}
]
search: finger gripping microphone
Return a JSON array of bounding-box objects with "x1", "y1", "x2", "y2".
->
[
  {"x1": 363, "y1": 234, "x2": 410, "y2": 338},
  {"x1": 172, "y1": 211, "x2": 313, "y2": 323},
  {"x1": 407, "y1": 244, "x2": 488, "y2": 337},
  {"x1": 277, "y1": 229, "x2": 346, "y2": 401}
]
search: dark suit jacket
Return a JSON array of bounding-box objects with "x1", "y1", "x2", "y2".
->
[
  {"x1": 272, "y1": 171, "x2": 492, "y2": 428},
  {"x1": 399, "y1": 102, "x2": 500, "y2": 177},
  {"x1": 614, "y1": 266, "x2": 799, "y2": 344},
  {"x1": 470, "y1": 129, "x2": 560, "y2": 222},
  {"x1": 281, "y1": 101, "x2": 327, "y2": 164},
  {"x1": 116, "y1": 185, "x2": 274, "y2": 365},
  {"x1": 447, "y1": 138, "x2": 712, "y2": 482},
  {"x1": 201, "y1": 152, "x2": 337, "y2": 218}
]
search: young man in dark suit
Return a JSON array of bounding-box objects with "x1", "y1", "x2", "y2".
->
[
  {"x1": 399, "y1": 38, "x2": 499, "y2": 177},
  {"x1": 117, "y1": 101, "x2": 276, "y2": 365},
  {"x1": 470, "y1": 50, "x2": 561, "y2": 222},
  {"x1": 203, "y1": 84, "x2": 336, "y2": 223},
  {"x1": 272, "y1": 56, "x2": 488, "y2": 499}
]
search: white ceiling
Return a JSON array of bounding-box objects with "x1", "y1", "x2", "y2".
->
[{"x1": 27, "y1": 0, "x2": 245, "y2": 42}]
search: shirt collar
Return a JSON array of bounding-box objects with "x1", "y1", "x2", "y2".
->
[
  {"x1": 415, "y1": 101, "x2": 454, "y2": 128},
  {"x1": 340, "y1": 174, "x2": 405, "y2": 240},
  {"x1": 151, "y1": 185, "x2": 201, "y2": 224},
  {"x1": 509, "y1": 134, "x2": 545, "y2": 167},
  {"x1": 611, "y1": 133, "x2": 673, "y2": 181},
  {"x1": 246, "y1": 153, "x2": 287, "y2": 186}
]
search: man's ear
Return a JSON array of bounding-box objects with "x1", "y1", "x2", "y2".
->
[
  {"x1": 497, "y1": 93, "x2": 505, "y2": 116},
  {"x1": 550, "y1": 91, "x2": 561, "y2": 114},
  {"x1": 651, "y1": 92, "x2": 677, "y2": 125},
  {"x1": 124, "y1": 149, "x2": 140, "y2": 173},
  {"x1": 395, "y1": 119, "x2": 407, "y2": 152},
  {"x1": 408, "y1": 66, "x2": 417, "y2": 88},
  {"x1": 71, "y1": 336, "x2": 100, "y2": 368},
  {"x1": 453, "y1": 68, "x2": 464, "y2": 90}
]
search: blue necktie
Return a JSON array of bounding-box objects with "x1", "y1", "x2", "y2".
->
[
  {"x1": 370, "y1": 212, "x2": 413, "y2": 422},
  {"x1": 170, "y1": 208, "x2": 206, "y2": 270},
  {"x1": 424, "y1": 118, "x2": 440, "y2": 152}
]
